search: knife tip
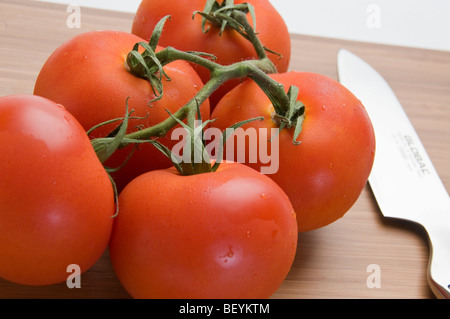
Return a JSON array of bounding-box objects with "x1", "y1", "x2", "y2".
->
[{"x1": 337, "y1": 48, "x2": 353, "y2": 62}]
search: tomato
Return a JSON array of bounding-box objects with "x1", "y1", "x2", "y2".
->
[
  {"x1": 109, "y1": 162, "x2": 297, "y2": 298},
  {"x1": 0, "y1": 95, "x2": 114, "y2": 286},
  {"x1": 34, "y1": 30, "x2": 210, "y2": 191},
  {"x1": 131, "y1": 0, "x2": 291, "y2": 108},
  {"x1": 210, "y1": 72, "x2": 376, "y2": 232}
]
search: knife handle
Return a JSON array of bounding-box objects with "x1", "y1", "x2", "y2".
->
[{"x1": 425, "y1": 218, "x2": 450, "y2": 299}]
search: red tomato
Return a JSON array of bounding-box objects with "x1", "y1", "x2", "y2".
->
[
  {"x1": 131, "y1": 0, "x2": 291, "y2": 107},
  {"x1": 34, "y1": 30, "x2": 210, "y2": 191},
  {"x1": 109, "y1": 162, "x2": 298, "y2": 298},
  {"x1": 210, "y1": 72, "x2": 376, "y2": 232},
  {"x1": 0, "y1": 95, "x2": 114, "y2": 286}
]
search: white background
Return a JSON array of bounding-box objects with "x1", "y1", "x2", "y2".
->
[{"x1": 36, "y1": 0, "x2": 450, "y2": 52}]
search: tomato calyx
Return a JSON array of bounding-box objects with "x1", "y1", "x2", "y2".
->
[
  {"x1": 194, "y1": 0, "x2": 256, "y2": 35},
  {"x1": 151, "y1": 108, "x2": 215, "y2": 176},
  {"x1": 147, "y1": 109, "x2": 264, "y2": 176},
  {"x1": 89, "y1": 98, "x2": 153, "y2": 166},
  {"x1": 193, "y1": 0, "x2": 283, "y2": 63},
  {"x1": 89, "y1": 100, "x2": 133, "y2": 165},
  {"x1": 270, "y1": 85, "x2": 306, "y2": 145},
  {"x1": 124, "y1": 16, "x2": 171, "y2": 104}
]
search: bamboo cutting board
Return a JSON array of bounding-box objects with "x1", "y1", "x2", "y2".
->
[{"x1": 1, "y1": 0, "x2": 449, "y2": 299}]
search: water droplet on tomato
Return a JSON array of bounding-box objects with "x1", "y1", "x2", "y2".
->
[
  {"x1": 260, "y1": 193, "x2": 267, "y2": 200},
  {"x1": 218, "y1": 245, "x2": 235, "y2": 264}
]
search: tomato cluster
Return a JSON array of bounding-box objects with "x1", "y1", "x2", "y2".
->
[{"x1": 0, "y1": 0, "x2": 375, "y2": 299}]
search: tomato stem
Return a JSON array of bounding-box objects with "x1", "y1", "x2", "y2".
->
[
  {"x1": 122, "y1": 56, "x2": 288, "y2": 145},
  {"x1": 92, "y1": 9, "x2": 305, "y2": 175},
  {"x1": 193, "y1": 0, "x2": 281, "y2": 62}
]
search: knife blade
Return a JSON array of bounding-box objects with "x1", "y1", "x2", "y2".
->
[{"x1": 337, "y1": 49, "x2": 450, "y2": 299}]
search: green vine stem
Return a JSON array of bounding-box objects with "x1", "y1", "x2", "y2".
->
[{"x1": 91, "y1": 4, "x2": 305, "y2": 175}]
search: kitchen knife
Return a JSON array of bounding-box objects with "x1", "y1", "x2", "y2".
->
[{"x1": 337, "y1": 49, "x2": 450, "y2": 299}]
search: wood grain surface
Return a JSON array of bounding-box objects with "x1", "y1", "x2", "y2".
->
[{"x1": 1, "y1": 0, "x2": 449, "y2": 299}]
